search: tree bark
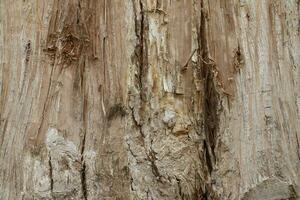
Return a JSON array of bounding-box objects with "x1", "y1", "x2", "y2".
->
[{"x1": 0, "y1": 0, "x2": 299, "y2": 199}]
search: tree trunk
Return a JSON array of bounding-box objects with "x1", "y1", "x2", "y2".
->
[{"x1": 0, "y1": 0, "x2": 299, "y2": 199}]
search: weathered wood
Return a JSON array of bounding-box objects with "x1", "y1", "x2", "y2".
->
[{"x1": 0, "y1": 0, "x2": 299, "y2": 199}]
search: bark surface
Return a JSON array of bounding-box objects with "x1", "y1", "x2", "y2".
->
[{"x1": 0, "y1": 0, "x2": 299, "y2": 199}]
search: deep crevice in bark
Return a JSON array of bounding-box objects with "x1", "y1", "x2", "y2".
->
[
  {"x1": 80, "y1": 161, "x2": 87, "y2": 200},
  {"x1": 48, "y1": 154, "x2": 54, "y2": 196},
  {"x1": 203, "y1": 140, "x2": 213, "y2": 173},
  {"x1": 80, "y1": 58, "x2": 88, "y2": 200},
  {"x1": 130, "y1": 0, "x2": 163, "y2": 186},
  {"x1": 80, "y1": 127, "x2": 87, "y2": 200},
  {"x1": 198, "y1": 0, "x2": 220, "y2": 173},
  {"x1": 80, "y1": 124, "x2": 87, "y2": 200},
  {"x1": 130, "y1": 0, "x2": 148, "y2": 144},
  {"x1": 131, "y1": 0, "x2": 149, "y2": 104},
  {"x1": 138, "y1": 0, "x2": 148, "y2": 103},
  {"x1": 198, "y1": 0, "x2": 221, "y2": 199},
  {"x1": 148, "y1": 144, "x2": 161, "y2": 181},
  {"x1": 135, "y1": 2, "x2": 164, "y2": 183}
]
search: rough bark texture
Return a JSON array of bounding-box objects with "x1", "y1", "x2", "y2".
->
[{"x1": 0, "y1": 0, "x2": 299, "y2": 199}]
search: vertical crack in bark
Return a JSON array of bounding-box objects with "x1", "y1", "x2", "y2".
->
[
  {"x1": 102, "y1": 36, "x2": 106, "y2": 87},
  {"x1": 48, "y1": 154, "x2": 54, "y2": 197},
  {"x1": 198, "y1": 0, "x2": 219, "y2": 174},
  {"x1": 131, "y1": 0, "x2": 163, "y2": 184},
  {"x1": 131, "y1": 0, "x2": 147, "y2": 143},
  {"x1": 131, "y1": 0, "x2": 148, "y2": 103},
  {"x1": 71, "y1": 1, "x2": 89, "y2": 198},
  {"x1": 80, "y1": 124, "x2": 87, "y2": 200},
  {"x1": 80, "y1": 57, "x2": 88, "y2": 200},
  {"x1": 295, "y1": 133, "x2": 300, "y2": 160},
  {"x1": 148, "y1": 143, "x2": 161, "y2": 180},
  {"x1": 198, "y1": 0, "x2": 220, "y2": 199},
  {"x1": 138, "y1": 0, "x2": 147, "y2": 103},
  {"x1": 80, "y1": 137, "x2": 87, "y2": 200},
  {"x1": 135, "y1": 1, "x2": 162, "y2": 182},
  {"x1": 203, "y1": 140, "x2": 213, "y2": 173}
]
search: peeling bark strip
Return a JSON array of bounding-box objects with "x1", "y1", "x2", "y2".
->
[{"x1": 1, "y1": 0, "x2": 300, "y2": 199}]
